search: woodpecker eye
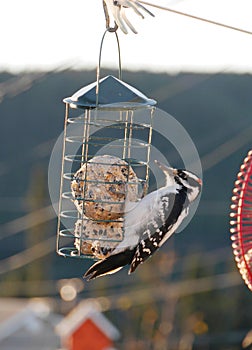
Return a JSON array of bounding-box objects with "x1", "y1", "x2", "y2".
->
[{"x1": 178, "y1": 170, "x2": 188, "y2": 180}]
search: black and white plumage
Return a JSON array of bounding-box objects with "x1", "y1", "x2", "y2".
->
[{"x1": 84, "y1": 160, "x2": 202, "y2": 280}]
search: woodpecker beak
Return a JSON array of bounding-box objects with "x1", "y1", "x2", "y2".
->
[
  {"x1": 197, "y1": 178, "x2": 203, "y2": 186},
  {"x1": 154, "y1": 160, "x2": 177, "y2": 176}
]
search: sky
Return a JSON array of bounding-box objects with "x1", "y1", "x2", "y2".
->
[{"x1": 1, "y1": 0, "x2": 252, "y2": 73}]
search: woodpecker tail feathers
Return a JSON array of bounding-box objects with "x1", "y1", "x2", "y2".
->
[{"x1": 84, "y1": 248, "x2": 135, "y2": 280}]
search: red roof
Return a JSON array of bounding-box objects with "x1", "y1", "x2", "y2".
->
[{"x1": 56, "y1": 300, "x2": 120, "y2": 342}]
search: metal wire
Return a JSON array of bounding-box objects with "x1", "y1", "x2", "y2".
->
[
  {"x1": 96, "y1": 28, "x2": 122, "y2": 107},
  {"x1": 139, "y1": 0, "x2": 252, "y2": 36}
]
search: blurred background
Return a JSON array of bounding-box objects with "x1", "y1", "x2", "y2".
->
[{"x1": 1, "y1": 1, "x2": 252, "y2": 349}]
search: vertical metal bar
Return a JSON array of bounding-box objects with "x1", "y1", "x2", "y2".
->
[
  {"x1": 83, "y1": 109, "x2": 91, "y2": 164},
  {"x1": 57, "y1": 103, "x2": 69, "y2": 253},
  {"x1": 122, "y1": 110, "x2": 129, "y2": 160},
  {"x1": 127, "y1": 110, "x2": 134, "y2": 160},
  {"x1": 79, "y1": 109, "x2": 91, "y2": 256},
  {"x1": 145, "y1": 107, "x2": 154, "y2": 195},
  {"x1": 81, "y1": 110, "x2": 87, "y2": 166}
]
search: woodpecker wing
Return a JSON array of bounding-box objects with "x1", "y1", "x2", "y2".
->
[
  {"x1": 83, "y1": 188, "x2": 167, "y2": 280},
  {"x1": 129, "y1": 188, "x2": 188, "y2": 273},
  {"x1": 84, "y1": 249, "x2": 135, "y2": 280}
]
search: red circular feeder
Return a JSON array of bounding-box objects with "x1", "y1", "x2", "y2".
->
[{"x1": 230, "y1": 150, "x2": 252, "y2": 291}]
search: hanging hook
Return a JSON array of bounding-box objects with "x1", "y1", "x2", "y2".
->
[
  {"x1": 103, "y1": 0, "x2": 119, "y2": 32},
  {"x1": 95, "y1": 1, "x2": 122, "y2": 107},
  {"x1": 96, "y1": 26, "x2": 122, "y2": 106}
]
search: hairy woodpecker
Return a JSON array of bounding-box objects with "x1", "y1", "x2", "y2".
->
[{"x1": 84, "y1": 160, "x2": 202, "y2": 280}]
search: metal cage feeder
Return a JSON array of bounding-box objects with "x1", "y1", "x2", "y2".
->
[
  {"x1": 230, "y1": 150, "x2": 252, "y2": 291},
  {"x1": 57, "y1": 74, "x2": 156, "y2": 260}
]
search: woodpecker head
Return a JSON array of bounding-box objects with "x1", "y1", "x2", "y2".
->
[{"x1": 155, "y1": 160, "x2": 202, "y2": 202}]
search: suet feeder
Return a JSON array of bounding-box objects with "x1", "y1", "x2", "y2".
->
[
  {"x1": 57, "y1": 74, "x2": 156, "y2": 260},
  {"x1": 230, "y1": 150, "x2": 252, "y2": 291}
]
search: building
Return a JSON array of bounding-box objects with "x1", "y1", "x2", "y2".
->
[
  {"x1": 56, "y1": 300, "x2": 120, "y2": 350},
  {"x1": 0, "y1": 298, "x2": 61, "y2": 350}
]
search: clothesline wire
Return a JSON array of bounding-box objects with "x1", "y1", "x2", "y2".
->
[{"x1": 139, "y1": 0, "x2": 252, "y2": 36}]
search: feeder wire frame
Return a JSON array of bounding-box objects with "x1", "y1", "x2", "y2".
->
[
  {"x1": 57, "y1": 102, "x2": 155, "y2": 260},
  {"x1": 230, "y1": 150, "x2": 252, "y2": 291}
]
